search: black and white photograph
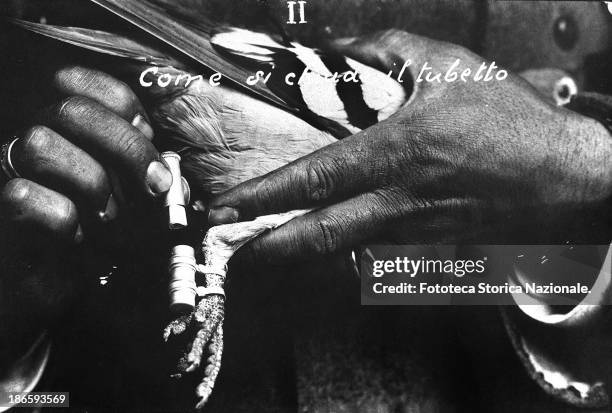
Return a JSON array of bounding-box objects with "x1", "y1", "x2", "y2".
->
[{"x1": 0, "y1": 1, "x2": 611, "y2": 412}]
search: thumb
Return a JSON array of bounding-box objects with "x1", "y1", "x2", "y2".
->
[{"x1": 328, "y1": 30, "x2": 436, "y2": 77}]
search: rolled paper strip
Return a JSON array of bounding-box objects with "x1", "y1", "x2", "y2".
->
[
  {"x1": 196, "y1": 286, "x2": 226, "y2": 298},
  {"x1": 169, "y1": 245, "x2": 197, "y2": 312},
  {"x1": 168, "y1": 204, "x2": 187, "y2": 229},
  {"x1": 181, "y1": 176, "x2": 191, "y2": 204},
  {"x1": 196, "y1": 263, "x2": 228, "y2": 278},
  {"x1": 161, "y1": 151, "x2": 188, "y2": 229}
]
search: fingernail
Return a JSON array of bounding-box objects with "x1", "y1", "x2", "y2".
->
[
  {"x1": 208, "y1": 206, "x2": 240, "y2": 225},
  {"x1": 131, "y1": 113, "x2": 154, "y2": 140},
  {"x1": 146, "y1": 161, "x2": 173, "y2": 194},
  {"x1": 98, "y1": 193, "x2": 119, "y2": 222},
  {"x1": 74, "y1": 224, "x2": 84, "y2": 244}
]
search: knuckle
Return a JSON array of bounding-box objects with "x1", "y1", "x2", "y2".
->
[
  {"x1": 53, "y1": 95, "x2": 90, "y2": 123},
  {"x1": 372, "y1": 188, "x2": 407, "y2": 217},
  {"x1": 451, "y1": 44, "x2": 470, "y2": 58},
  {"x1": 116, "y1": 128, "x2": 147, "y2": 162},
  {"x1": 112, "y1": 81, "x2": 138, "y2": 111},
  {"x1": 74, "y1": 163, "x2": 110, "y2": 202},
  {"x1": 1, "y1": 178, "x2": 32, "y2": 206},
  {"x1": 51, "y1": 200, "x2": 77, "y2": 232},
  {"x1": 441, "y1": 43, "x2": 477, "y2": 65},
  {"x1": 312, "y1": 216, "x2": 343, "y2": 255},
  {"x1": 254, "y1": 177, "x2": 278, "y2": 212},
  {"x1": 84, "y1": 165, "x2": 110, "y2": 192},
  {"x1": 54, "y1": 67, "x2": 139, "y2": 117},
  {"x1": 454, "y1": 45, "x2": 478, "y2": 62},
  {"x1": 404, "y1": 190, "x2": 433, "y2": 212},
  {"x1": 304, "y1": 158, "x2": 337, "y2": 202}
]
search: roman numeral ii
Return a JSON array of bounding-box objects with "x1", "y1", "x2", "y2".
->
[{"x1": 287, "y1": 1, "x2": 307, "y2": 24}]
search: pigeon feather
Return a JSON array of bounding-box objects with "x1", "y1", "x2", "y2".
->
[
  {"x1": 9, "y1": 18, "x2": 179, "y2": 67},
  {"x1": 88, "y1": 0, "x2": 287, "y2": 108}
]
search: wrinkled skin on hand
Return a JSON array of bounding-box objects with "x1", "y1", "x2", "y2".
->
[
  {"x1": 208, "y1": 30, "x2": 612, "y2": 264},
  {"x1": 0, "y1": 64, "x2": 172, "y2": 368}
]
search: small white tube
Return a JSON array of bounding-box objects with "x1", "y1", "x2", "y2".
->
[
  {"x1": 169, "y1": 245, "x2": 197, "y2": 312},
  {"x1": 161, "y1": 151, "x2": 187, "y2": 229}
]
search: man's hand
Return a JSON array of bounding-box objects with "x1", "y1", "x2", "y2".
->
[
  {"x1": 0, "y1": 66, "x2": 171, "y2": 242},
  {"x1": 207, "y1": 30, "x2": 612, "y2": 264},
  {"x1": 0, "y1": 66, "x2": 171, "y2": 363}
]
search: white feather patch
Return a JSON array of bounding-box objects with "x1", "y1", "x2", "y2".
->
[
  {"x1": 211, "y1": 27, "x2": 406, "y2": 132},
  {"x1": 346, "y1": 58, "x2": 407, "y2": 122},
  {"x1": 211, "y1": 28, "x2": 285, "y2": 62},
  {"x1": 297, "y1": 69, "x2": 360, "y2": 134}
]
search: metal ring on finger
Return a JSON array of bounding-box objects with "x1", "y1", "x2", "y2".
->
[{"x1": 1, "y1": 137, "x2": 22, "y2": 181}]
